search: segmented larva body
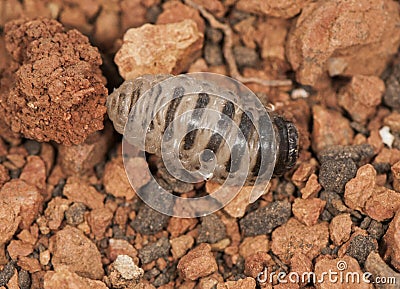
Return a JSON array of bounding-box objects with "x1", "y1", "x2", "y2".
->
[{"x1": 107, "y1": 74, "x2": 298, "y2": 185}]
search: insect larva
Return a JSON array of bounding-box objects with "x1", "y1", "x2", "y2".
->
[{"x1": 107, "y1": 74, "x2": 298, "y2": 187}]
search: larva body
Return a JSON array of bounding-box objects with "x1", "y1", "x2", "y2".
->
[{"x1": 107, "y1": 74, "x2": 298, "y2": 186}]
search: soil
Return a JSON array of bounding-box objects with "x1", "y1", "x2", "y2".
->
[{"x1": 0, "y1": 0, "x2": 400, "y2": 289}]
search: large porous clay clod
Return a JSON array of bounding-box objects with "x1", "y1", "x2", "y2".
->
[{"x1": 1, "y1": 18, "x2": 108, "y2": 145}]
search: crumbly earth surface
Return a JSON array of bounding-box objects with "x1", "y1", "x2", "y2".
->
[
  {"x1": 0, "y1": 1, "x2": 400, "y2": 289},
  {"x1": 1, "y1": 18, "x2": 107, "y2": 145}
]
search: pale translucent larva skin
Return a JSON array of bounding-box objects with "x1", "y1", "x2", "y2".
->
[
  {"x1": 107, "y1": 74, "x2": 298, "y2": 185},
  {"x1": 107, "y1": 74, "x2": 173, "y2": 135}
]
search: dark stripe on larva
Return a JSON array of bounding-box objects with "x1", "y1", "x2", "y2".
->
[
  {"x1": 252, "y1": 147, "x2": 262, "y2": 176},
  {"x1": 253, "y1": 114, "x2": 271, "y2": 176},
  {"x1": 164, "y1": 86, "x2": 185, "y2": 141},
  {"x1": 202, "y1": 101, "x2": 235, "y2": 162},
  {"x1": 183, "y1": 93, "x2": 210, "y2": 150},
  {"x1": 225, "y1": 111, "x2": 255, "y2": 173},
  {"x1": 149, "y1": 83, "x2": 164, "y2": 131}
]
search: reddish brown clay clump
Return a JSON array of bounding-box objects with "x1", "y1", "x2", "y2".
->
[{"x1": 1, "y1": 18, "x2": 107, "y2": 145}]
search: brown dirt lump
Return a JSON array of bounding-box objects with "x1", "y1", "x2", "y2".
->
[{"x1": 1, "y1": 18, "x2": 107, "y2": 145}]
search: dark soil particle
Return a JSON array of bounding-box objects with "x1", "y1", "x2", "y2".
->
[
  {"x1": 239, "y1": 200, "x2": 291, "y2": 236},
  {"x1": 52, "y1": 179, "x2": 66, "y2": 198},
  {"x1": 319, "y1": 191, "x2": 345, "y2": 217},
  {"x1": 367, "y1": 220, "x2": 386, "y2": 239},
  {"x1": 206, "y1": 27, "x2": 223, "y2": 44},
  {"x1": 154, "y1": 266, "x2": 176, "y2": 287},
  {"x1": 23, "y1": 140, "x2": 41, "y2": 155},
  {"x1": 0, "y1": 261, "x2": 15, "y2": 287},
  {"x1": 318, "y1": 144, "x2": 375, "y2": 165},
  {"x1": 384, "y1": 63, "x2": 400, "y2": 109},
  {"x1": 65, "y1": 202, "x2": 86, "y2": 226},
  {"x1": 372, "y1": 162, "x2": 392, "y2": 174},
  {"x1": 319, "y1": 158, "x2": 357, "y2": 193},
  {"x1": 18, "y1": 269, "x2": 31, "y2": 289},
  {"x1": 144, "y1": 267, "x2": 161, "y2": 280},
  {"x1": 346, "y1": 235, "x2": 377, "y2": 265},
  {"x1": 233, "y1": 45, "x2": 260, "y2": 68},
  {"x1": 138, "y1": 237, "x2": 170, "y2": 265},
  {"x1": 204, "y1": 43, "x2": 224, "y2": 66},
  {"x1": 320, "y1": 209, "x2": 333, "y2": 222},
  {"x1": 131, "y1": 203, "x2": 170, "y2": 235},
  {"x1": 197, "y1": 214, "x2": 227, "y2": 244}
]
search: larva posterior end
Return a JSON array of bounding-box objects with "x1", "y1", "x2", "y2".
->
[{"x1": 272, "y1": 115, "x2": 299, "y2": 177}]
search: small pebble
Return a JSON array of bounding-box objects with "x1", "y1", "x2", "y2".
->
[
  {"x1": 107, "y1": 239, "x2": 138, "y2": 263},
  {"x1": 198, "y1": 214, "x2": 226, "y2": 244},
  {"x1": 291, "y1": 88, "x2": 310, "y2": 99},
  {"x1": 204, "y1": 43, "x2": 224, "y2": 66},
  {"x1": 167, "y1": 217, "x2": 198, "y2": 238},
  {"x1": 0, "y1": 200, "x2": 20, "y2": 246},
  {"x1": 379, "y1": 126, "x2": 395, "y2": 148},
  {"x1": 45, "y1": 197, "x2": 71, "y2": 230},
  {"x1": 346, "y1": 235, "x2": 377, "y2": 265},
  {"x1": 338, "y1": 75, "x2": 384, "y2": 123},
  {"x1": 312, "y1": 105, "x2": 354, "y2": 153},
  {"x1": 138, "y1": 237, "x2": 170, "y2": 265},
  {"x1": 18, "y1": 269, "x2": 31, "y2": 289},
  {"x1": 115, "y1": 19, "x2": 203, "y2": 80},
  {"x1": 0, "y1": 261, "x2": 15, "y2": 287},
  {"x1": 62, "y1": 177, "x2": 105, "y2": 209},
  {"x1": 177, "y1": 243, "x2": 218, "y2": 281},
  {"x1": 364, "y1": 186, "x2": 400, "y2": 221},
  {"x1": 103, "y1": 156, "x2": 138, "y2": 200},
  {"x1": 58, "y1": 131, "x2": 111, "y2": 176},
  {"x1": 365, "y1": 252, "x2": 400, "y2": 289},
  {"x1": 329, "y1": 214, "x2": 352, "y2": 246},
  {"x1": 216, "y1": 277, "x2": 256, "y2": 289},
  {"x1": 300, "y1": 174, "x2": 322, "y2": 199},
  {"x1": 239, "y1": 201, "x2": 291, "y2": 237},
  {"x1": 87, "y1": 207, "x2": 114, "y2": 239},
  {"x1": 50, "y1": 226, "x2": 104, "y2": 280},
  {"x1": 319, "y1": 158, "x2": 357, "y2": 193},
  {"x1": 44, "y1": 268, "x2": 108, "y2": 289},
  {"x1": 233, "y1": 46, "x2": 259, "y2": 68},
  {"x1": 0, "y1": 179, "x2": 43, "y2": 229},
  {"x1": 113, "y1": 255, "x2": 143, "y2": 280},
  {"x1": 23, "y1": 140, "x2": 41, "y2": 155},
  {"x1": 239, "y1": 235, "x2": 269, "y2": 259},
  {"x1": 314, "y1": 256, "x2": 369, "y2": 289},
  {"x1": 206, "y1": 183, "x2": 257, "y2": 218},
  {"x1": 271, "y1": 218, "x2": 329, "y2": 264},
  {"x1": 383, "y1": 211, "x2": 400, "y2": 271},
  {"x1": 243, "y1": 251, "x2": 274, "y2": 278},
  {"x1": 156, "y1": 0, "x2": 205, "y2": 33},
  {"x1": 292, "y1": 198, "x2": 326, "y2": 226},
  {"x1": 383, "y1": 111, "x2": 400, "y2": 133},
  {"x1": 206, "y1": 27, "x2": 223, "y2": 43},
  {"x1": 65, "y1": 203, "x2": 87, "y2": 226},
  {"x1": 344, "y1": 164, "x2": 376, "y2": 211},
  {"x1": 367, "y1": 220, "x2": 385, "y2": 240},
  {"x1": 131, "y1": 204, "x2": 170, "y2": 235},
  {"x1": 384, "y1": 63, "x2": 400, "y2": 109},
  {"x1": 286, "y1": 0, "x2": 400, "y2": 86},
  {"x1": 170, "y1": 235, "x2": 194, "y2": 259}
]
